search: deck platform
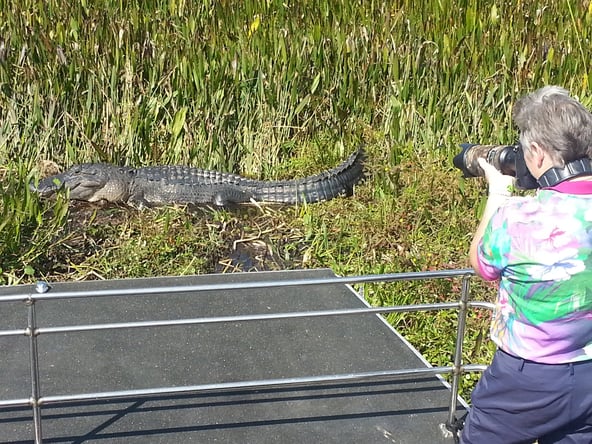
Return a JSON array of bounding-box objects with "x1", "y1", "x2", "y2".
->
[{"x1": 0, "y1": 268, "x2": 466, "y2": 443}]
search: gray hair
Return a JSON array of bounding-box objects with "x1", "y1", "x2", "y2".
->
[{"x1": 512, "y1": 85, "x2": 592, "y2": 165}]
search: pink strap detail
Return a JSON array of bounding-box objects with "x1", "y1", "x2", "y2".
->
[{"x1": 545, "y1": 179, "x2": 592, "y2": 194}]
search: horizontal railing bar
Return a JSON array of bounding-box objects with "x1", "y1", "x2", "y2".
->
[
  {"x1": 468, "y1": 301, "x2": 495, "y2": 310},
  {"x1": 0, "y1": 269, "x2": 475, "y2": 303},
  {"x1": 36, "y1": 302, "x2": 462, "y2": 335},
  {"x1": 36, "y1": 364, "x2": 487, "y2": 406},
  {"x1": 0, "y1": 364, "x2": 489, "y2": 409},
  {"x1": 0, "y1": 397, "x2": 32, "y2": 408},
  {"x1": 0, "y1": 300, "x2": 494, "y2": 338},
  {"x1": 0, "y1": 328, "x2": 27, "y2": 337},
  {"x1": 1, "y1": 299, "x2": 494, "y2": 339},
  {"x1": 464, "y1": 364, "x2": 488, "y2": 372},
  {"x1": 1, "y1": 299, "x2": 494, "y2": 338}
]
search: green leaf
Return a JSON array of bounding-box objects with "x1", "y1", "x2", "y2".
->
[
  {"x1": 294, "y1": 94, "x2": 310, "y2": 116},
  {"x1": 171, "y1": 106, "x2": 188, "y2": 139},
  {"x1": 310, "y1": 73, "x2": 321, "y2": 95}
]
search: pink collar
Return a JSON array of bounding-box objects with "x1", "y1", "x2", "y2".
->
[{"x1": 544, "y1": 179, "x2": 592, "y2": 194}]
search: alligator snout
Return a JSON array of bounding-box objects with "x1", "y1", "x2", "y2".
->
[{"x1": 30, "y1": 176, "x2": 64, "y2": 197}]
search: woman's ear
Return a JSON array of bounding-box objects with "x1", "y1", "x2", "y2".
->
[{"x1": 529, "y1": 141, "x2": 546, "y2": 168}]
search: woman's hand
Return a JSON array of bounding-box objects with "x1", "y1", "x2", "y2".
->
[{"x1": 477, "y1": 157, "x2": 516, "y2": 196}]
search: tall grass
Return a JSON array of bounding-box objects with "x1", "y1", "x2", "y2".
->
[
  {"x1": 1, "y1": 1, "x2": 589, "y2": 169},
  {"x1": 1, "y1": 0, "x2": 591, "y2": 396}
]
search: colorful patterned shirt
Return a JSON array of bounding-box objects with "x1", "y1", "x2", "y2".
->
[{"x1": 476, "y1": 180, "x2": 592, "y2": 363}]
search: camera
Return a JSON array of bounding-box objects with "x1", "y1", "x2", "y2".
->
[{"x1": 453, "y1": 143, "x2": 539, "y2": 190}]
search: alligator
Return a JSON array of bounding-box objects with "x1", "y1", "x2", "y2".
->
[{"x1": 31, "y1": 149, "x2": 365, "y2": 207}]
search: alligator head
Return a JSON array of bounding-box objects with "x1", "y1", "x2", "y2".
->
[{"x1": 31, "y1": 163, "x2": 135, "y2": 203}]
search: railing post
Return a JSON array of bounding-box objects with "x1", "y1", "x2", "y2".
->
[
  {"x1": 27, "y1": 281, "x2": 49, "y2": 444},
  {"x1": 445, "y1": 274, "x2": 471, "y2": 437}
]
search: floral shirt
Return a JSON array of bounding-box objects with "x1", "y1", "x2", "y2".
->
[{"x1": 476, "y1": 180, "x2": 592, "y2": 363}]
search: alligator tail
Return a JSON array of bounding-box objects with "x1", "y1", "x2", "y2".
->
[{"x1": 240, "y1": 148, "x2": 365, "y2": 204}]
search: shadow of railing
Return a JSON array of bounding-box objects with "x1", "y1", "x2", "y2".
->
[{"x1": 0, "y1": 268, "x2": 493, "y2": 443}]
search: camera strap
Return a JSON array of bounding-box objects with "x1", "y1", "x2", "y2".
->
[{"x1": 537, "y1": 158, "x2": 592, "y2": 188}]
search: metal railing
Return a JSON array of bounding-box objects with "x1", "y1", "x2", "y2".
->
[{"x1": 0, "y1": 268, "x2": 494, "y2": 443}]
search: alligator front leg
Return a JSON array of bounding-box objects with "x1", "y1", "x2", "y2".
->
[{"x1": 126, "y1": 193, "x2": 156, "y2": 209}]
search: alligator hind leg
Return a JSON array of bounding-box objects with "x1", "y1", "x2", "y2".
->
[
  {"x1": 212, "y1": 192, "x2": 229, "y2": 207},
  {"x1": 212, "y1": 185, "x2": 255, "y2": 207}
]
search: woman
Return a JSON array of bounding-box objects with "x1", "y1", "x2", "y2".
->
[{"x1": 462, "y1": 86, "x2": 592, "y2": 443}]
